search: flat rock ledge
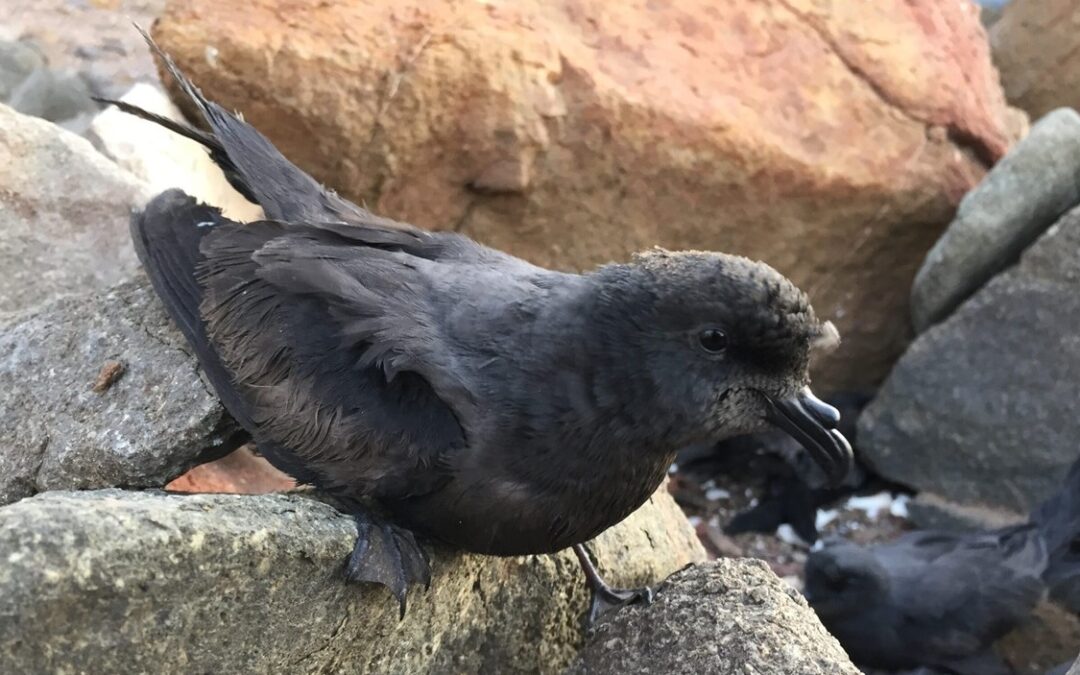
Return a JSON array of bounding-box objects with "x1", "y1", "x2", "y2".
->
[
  {"x1": 567, "y1": 558, "x2": 859, "y2": 675},
  {"x1": 0, "y1": 487, "x2": 705, "y2": 674}
]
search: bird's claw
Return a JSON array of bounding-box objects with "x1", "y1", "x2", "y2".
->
[{"x1": 586, "y1": 583, "x2": 654, "y2": 629}]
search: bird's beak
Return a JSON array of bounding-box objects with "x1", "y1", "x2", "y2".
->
[{"x1": 763, "y1": 387, "x2": 853, "y2": 486}]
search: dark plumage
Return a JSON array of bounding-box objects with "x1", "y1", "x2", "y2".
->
[
  {"x1": 804, "y1": 457, "x2": 1080, "y2": 675},
  {"x1": 805, "y1": 526, "x2": 1046, "y2": 675},
  {"x1": 114, "y1": 29, "x2": 852, "y2": 621}
]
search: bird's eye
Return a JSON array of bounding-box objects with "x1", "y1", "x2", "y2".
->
[{"x1": 698, "y1": 328, "x2": 728, "y2": 353}]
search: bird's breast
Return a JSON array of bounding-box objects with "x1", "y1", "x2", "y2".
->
[{"x1": 389, "y1": 440, "x2": 676, "y2": 556}]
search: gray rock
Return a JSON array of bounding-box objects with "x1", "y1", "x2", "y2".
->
[
  {"x1": 566, "y1": 559, "x2": 859, "y2": 675},
  {"x1": 0, "y1": 39, "x2": 44, "y2": 100},
  {"x1": 0, "y1": 487, "x2": 705, "y2": 674},
  {"x1": 6, "y1": 68, "x2": 98, "y2": 123},
  {"x1": 0, "y1": 280, "x2": 230, "y2": 506},
  {"x1": 0, "y1": 103, "x2": 149, "y2": 319},
  {"x1": 911, "y1": 108, "x2": 1080, "y2": 331},
  {"x1": 860, "y1": 204, "x2": 1080, "y2": 514}
]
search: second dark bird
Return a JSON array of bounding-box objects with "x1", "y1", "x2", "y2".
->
[
  {"x1": 804, "y1": 458, "x2": 1080, "y2": 675},
  {"x1": 111, "y1": 30, "x2": 853, "y2": 624}
]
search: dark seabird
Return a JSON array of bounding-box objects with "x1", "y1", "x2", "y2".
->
[
  {"x1": 804, "y1": 459, "x2": 1080, "y2": 674},
  {"x1": 106, "y1": 28, "x2": 852, "y2": 624}
]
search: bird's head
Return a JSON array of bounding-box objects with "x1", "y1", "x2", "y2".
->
[
  {"x1": 803, "y1": 539, "x2": 890, "y2": 619},
  {"x1": 593, "y1": 248, "x2": 851, "y2": 484}
]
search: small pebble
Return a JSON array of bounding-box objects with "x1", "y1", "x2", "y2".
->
[{"x1": 92, "y1": 360, "x2": 125, "y2": 393}]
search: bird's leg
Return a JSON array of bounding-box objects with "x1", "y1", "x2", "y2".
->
[
  {"x1": 343, "y1": 510, "x2": 431, "y2": 619},
  {"x1": 572, "y1": 542, "x2": 654, "y2": 627}
]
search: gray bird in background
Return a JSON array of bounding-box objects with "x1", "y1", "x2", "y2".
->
[
  {"x1": 804, "y1": 457, "x2": 1080, "y2": 675},
  {"x1": 105, "y1": 28, "x2": 852, "y2": 625}
]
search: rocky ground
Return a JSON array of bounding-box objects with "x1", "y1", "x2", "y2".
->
[
  {"x1": 3, "y1": 0, "x2": 1080, "y2": 673},
  {"x1": 668, "y1": 470, "x2": 911, "y2": 587}
]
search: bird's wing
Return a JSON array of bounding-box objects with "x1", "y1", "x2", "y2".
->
[
  {"x1": 202, "y1": 215, "x2": 493, "y2": 500},
  {"x1": 891, "y1": 526, "x2": 1046, "y2": 660},
  {"x1": 135, "y1": 188, "x2": 496, "y2": 500}
]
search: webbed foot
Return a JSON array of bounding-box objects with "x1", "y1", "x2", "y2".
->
[{"x1": 344, "y1": 512, "x2": 430, "y2": 619}]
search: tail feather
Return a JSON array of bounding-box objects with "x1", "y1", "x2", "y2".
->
[
  {"x1": 93, "y1": 95, "x2": 259, "y2": 205},
  {"x1": 128, "y1": 24, "x2": 363, "y2": 223}
]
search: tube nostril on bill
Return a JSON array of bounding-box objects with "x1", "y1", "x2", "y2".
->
[{"x1": 799, "y1": 387, "x2": 841, "y2": 428}]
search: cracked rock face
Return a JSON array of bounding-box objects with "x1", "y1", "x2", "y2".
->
[
  {"x1": 0, "y1": 279, "x2": 231, "y2": 506},
  {"x1": 0, "y1": 487, "x2": 705, "y2": 674},
  {"x1": 0, "y1": 102, "x2": 149, "y2": 321},
  {"x1": 154, "y1": 0, "x2": 1016, "y2": 393},
  {"x1": 567, "y1": 559, "x2": 859, "y2": 675}
]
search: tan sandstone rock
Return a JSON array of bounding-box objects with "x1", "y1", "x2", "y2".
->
[
  {"x1": 992, "y1": 0, "x2": 1080, "y2": 120},
  {"x1": 151, "y1": 0, "x2": 1016, "y2": 393}
]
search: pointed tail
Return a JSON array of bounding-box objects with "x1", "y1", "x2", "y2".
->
[{"x1": 107, "y1": 24, "x2": 365, "y2": 223}]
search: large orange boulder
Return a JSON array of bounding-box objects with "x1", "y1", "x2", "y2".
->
[{"x1": 153, "y1": 0, "x2": 1016, "y2": 392}]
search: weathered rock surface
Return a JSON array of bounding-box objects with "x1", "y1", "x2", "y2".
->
[
  {"x1": 567, "y1": 559, "x2": 859, "y2": 675},
  {"x1": 0, "y1": 103, "x2": 148, "y2": 319},
  {"x1": 992, "y1": 0, "x2": 1080, "y2": 120},
  {"x1": 0, "y1": 280, "x2": 231, "y2": 506},
  {"x1": 912, "y1": 108, "x2": 1080, "y2": 331},
  {"x1": 154, "y1": 0, "x2": 1017, "y2": 393},
  {"x1": 90, "y1": 83, "x2": 263, "y2": 221},
  {"x1": 0, "y1": 487, "x2": 705, "y2": 674},
  {"x1": 860, "y1": 205, "x2": 1080, "y2": 514}
]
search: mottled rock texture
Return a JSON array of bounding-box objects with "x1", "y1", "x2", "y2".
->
[
  {"x1": 0, "y1": 487, "x2": 704, "y2": 674},
  {"x1": 567, "y1": 559, "x2": 859, "y2": 675},
  {"x1": 0, "y1": 280, "x2": 231, "y2": 506}
]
